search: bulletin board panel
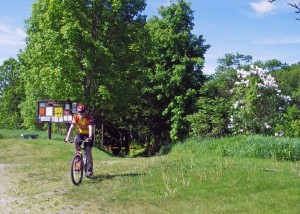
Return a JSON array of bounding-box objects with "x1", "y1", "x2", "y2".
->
[{"x1": 37, "y1": 100, "x2": 76, "y2": 123}]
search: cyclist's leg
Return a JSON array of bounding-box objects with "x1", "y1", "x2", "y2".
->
[
  {"x1": 86, "y1": 137, "x2": 94, "y2": 175},
  {"x1": 86, "y1": 146, "x2": 93, "y2": 172},
  {"x1": 74, "y1": 133, "x2": 83, "y2": 151}
]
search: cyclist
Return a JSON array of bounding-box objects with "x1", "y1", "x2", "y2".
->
[{"x1": 65, "y1": 104, "x2": 94, "y2": 177}]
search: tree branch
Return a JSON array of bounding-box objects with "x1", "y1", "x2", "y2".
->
[
  {"x1": 268, "y1": 1, "x2": 300, "y2": 20},
  {"x1": 288, "y1": 2, "x2": 300, "y2": 13}
]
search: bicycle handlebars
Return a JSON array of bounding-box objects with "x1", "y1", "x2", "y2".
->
[{"x1": 64, "y1": 139, "x2": 90, "y2": 144}]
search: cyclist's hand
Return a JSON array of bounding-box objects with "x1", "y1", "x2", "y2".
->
[
  {"x1": 64, "y1": 138, "x2": 69, "y2": 143},
  {"x1": 88, "y1": 137, "x2": 93, "y2": 143}
]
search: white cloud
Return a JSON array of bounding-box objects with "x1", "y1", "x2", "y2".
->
[
  {"x1": 0, "y1": 24, "x2": 26, "y2": 46},
  {"x1": 255, "y1": 36, "x2": 300, "y2": 45},
  {"x1": 0, "y1": 24, "x2": 26, "y2": 63},
  {"x1": 250, "y1": 1, "x2": 275, "y2": 15}
]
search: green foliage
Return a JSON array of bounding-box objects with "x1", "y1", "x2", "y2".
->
[
  {"x1": 229, "y1": 66, "x2": 290, "y2": 135},
  {"x1": 17, "y1": 0, "x2": 213, "y2": 149},
  {"x1": 0, "y1": 58, "x2": 25, "y2": 129},
  {"x1": 188, "y1": 53, "x2": 255, "y2": 138},
  {"x1": 274, "y1": 104, "x2": 300, "y2": 137},
  {"x1": 254, "y1": 59, "x2": 287, "y2": 72},
  {"x1": 271, "y1": 62, "x2": 300, "y2": 105},
  {"x1": 3, "y1": 0, "x2": 299, "y2": 150},
  {"x1": 144, "y1": 0, "x2": 210, "y2": 142},
  {"x1": 188, "y1": 53, "x2": 296, "y2": 138},
  {"x1": 271, "y1": 64, "x2": 300, "y2": 138},
  {"x1": 216, "y1": 52, "x2": 252, "y2": 72},
  {"x1": 187, "y1": 97, "x2": 230, "y2": 137},
  {"x1": 20, "y1": 0, "x2": 147, "y2": 132}
]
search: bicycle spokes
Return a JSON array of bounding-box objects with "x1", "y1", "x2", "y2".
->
[{"x1": 71, "y1": 155, "x2": 83, "y2": 185}]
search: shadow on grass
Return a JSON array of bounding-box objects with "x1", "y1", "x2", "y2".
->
[{"x1": 89, "y1": 172, "x2": 146, "y2": 183}]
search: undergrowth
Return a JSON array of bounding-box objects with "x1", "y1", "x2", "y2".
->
[{"x1": 172, "y1": 135, "x2": 300, "y2": 161}]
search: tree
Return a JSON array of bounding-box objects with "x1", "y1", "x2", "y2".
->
[
  {"x1": 187, "y1": 53, "x2": 252, "y2": 138},
  {"x1": 253, "y1": 59, "x2": 287, "y2": 72},
  {"x1": 20, "y1": 0, "x2": 147, "y2": 130},
  {"x1": 144, "y1": 0, "x2": 210, "y2": 145},
  {"x1": 187, "y1": 96, "x2": 231, "y2": 137},
  {"x1": 216, "y1": 53, "x2": 252, "y2": 73},
  {"x1": 271, "y1": 63, "x2": 300, "y2": 105},
  {"x1": 229, "y1": 65, "x2": 291, "y2": 135},
  {"x1": 275, "y1": 104, "x2": 300, "y2": 137},
  {"x1": 0, "y1": 58, "x2": 25, "y2": 128}
]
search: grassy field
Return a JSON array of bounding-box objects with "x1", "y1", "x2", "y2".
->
[{"x1": 1, "y1": 131, "x2": 300, "y2": 213}]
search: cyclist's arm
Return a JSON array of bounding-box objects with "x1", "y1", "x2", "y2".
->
[
  {"x1": 65, "y1": 123, "x2": 75, "y2": 142},
  {"x1": 88, "y1": 124, "x2": 93, "y2": 139}
]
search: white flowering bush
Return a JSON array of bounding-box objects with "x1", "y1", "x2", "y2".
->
[{"x1": 229, "y1": 65, "x2": 291, "y2": 135}]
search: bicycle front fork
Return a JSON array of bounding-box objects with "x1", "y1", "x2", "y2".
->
[{"x1": 83, "y1": 150, "x2": 87, "y2": 169}]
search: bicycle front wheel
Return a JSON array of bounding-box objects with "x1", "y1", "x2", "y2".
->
[{"x1": 70, "y1": 155, "x2": 83, "y2": 185}]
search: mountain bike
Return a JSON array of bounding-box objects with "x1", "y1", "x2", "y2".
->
[{"x1": 67, "y1": 139, "x2": 89, "y2": 186}]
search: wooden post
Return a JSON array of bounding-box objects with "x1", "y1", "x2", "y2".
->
[
  {"x1": 101, "y1": 124, "x2": 104, "y2": 149},
  {"x1": 48, "y1": 123, "x2": 52, "y2": 139}
]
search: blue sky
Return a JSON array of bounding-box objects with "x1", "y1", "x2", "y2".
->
[{"x1": 1, "y1": 0, "x2": 300, "y2": 74}]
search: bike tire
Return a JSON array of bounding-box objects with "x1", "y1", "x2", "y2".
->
[{"x1": 70, "y1": 155, "x2": 83, "y2": 185}]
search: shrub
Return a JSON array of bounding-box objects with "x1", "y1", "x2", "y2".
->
[{"x1": 229, "y1": 66, "x2": 291, "y2": 135}]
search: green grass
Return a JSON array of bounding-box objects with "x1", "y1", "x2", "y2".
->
[
  {"x1": 1, "y1": 133, "x2": 300, "y2": 213},
  {"x1": 0, "y1": 128, "x2": 66, "y2": 140}
]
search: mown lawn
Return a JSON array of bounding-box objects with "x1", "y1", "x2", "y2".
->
[{"x1": 0, "y1": 134, "x2": 300, "y2": 213}]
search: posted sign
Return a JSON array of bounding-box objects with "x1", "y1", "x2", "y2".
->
[{"x1": 37, "y1": 100, "x2": 75, "y2": 123}]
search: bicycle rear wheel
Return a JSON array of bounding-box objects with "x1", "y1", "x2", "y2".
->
[{"x1": 70, "y1": 155, "x2": 83, "y2": 185}]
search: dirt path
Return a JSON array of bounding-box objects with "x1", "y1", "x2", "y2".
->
[{"x1": 0, "y1": 164, "x2": 27, "y2": 213}]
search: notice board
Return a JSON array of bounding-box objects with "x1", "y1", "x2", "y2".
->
[{"x1": 37, "y1": 100, "x2": 76, "y2": 123}]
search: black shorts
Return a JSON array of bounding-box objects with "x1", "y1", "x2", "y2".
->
[{"x1": 74, "y1": 133, "x2": 94, "y2": 147}]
